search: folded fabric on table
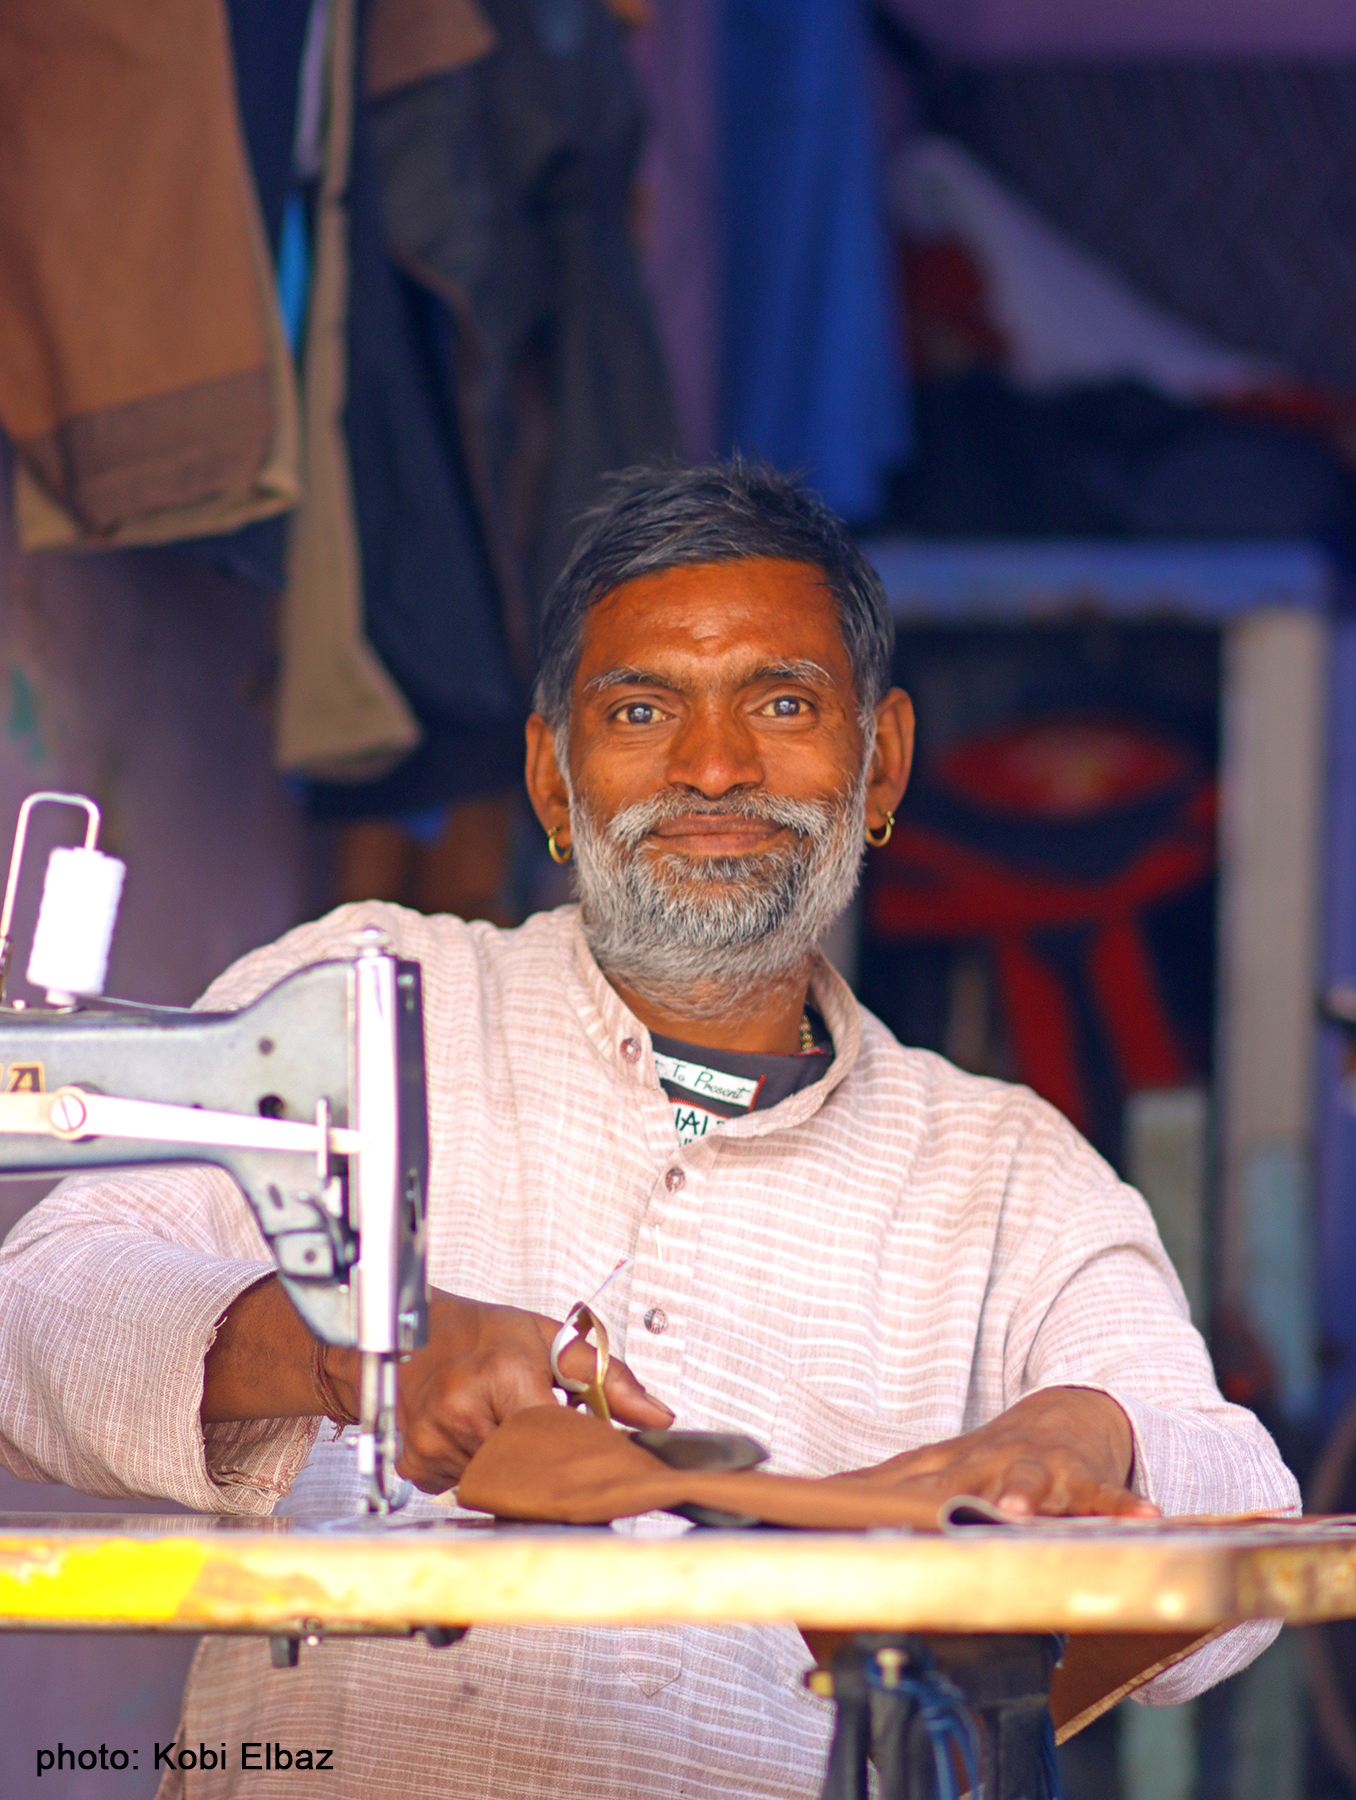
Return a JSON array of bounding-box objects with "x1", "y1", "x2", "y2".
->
[{"x1": 457, "y1": 1403, "x2": 950, "y2": 1530}]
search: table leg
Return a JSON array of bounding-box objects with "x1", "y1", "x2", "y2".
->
[{"x1": 809, "y1": 1633, "x2": 1064, "y2": 1800}]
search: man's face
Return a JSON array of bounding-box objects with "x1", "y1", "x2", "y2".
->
[
  {"x1": 526, "y1": 558, "x2": 913, "y2": 1006},
  {"x1": 568, "y1": 557, "x2": 866, "y2": 850}
]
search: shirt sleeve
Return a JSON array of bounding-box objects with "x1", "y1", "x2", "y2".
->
[
  {"x1": 0, "y1": 901, "x2": 428, "y2": 1511},
  {"x1": 997, "y1": 1101, "x2": 1300, "y2": 1704},
  {"x1": 0, "y1": 1165, "x2": 318, "y2": 1511}
]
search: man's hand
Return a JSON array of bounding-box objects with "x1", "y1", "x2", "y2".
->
[
  {"x1": 322, "y1": 1288, "x2": 673, "y2": 1493},
  {"x1": 202, "y1": 1277, "x2": 673, "y2": 1493},
  {"x1": 866, "y1": 1388, "x2": 1160, "y2": 1519}
]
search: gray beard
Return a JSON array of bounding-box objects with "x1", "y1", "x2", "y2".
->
[{"x1": 568, "y1": 759, "x2": 870, "y2": 1021}]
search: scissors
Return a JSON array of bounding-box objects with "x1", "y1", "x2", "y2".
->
[{"x1": 549, "y1": 1257, "x2": 632, "y2": 1425}]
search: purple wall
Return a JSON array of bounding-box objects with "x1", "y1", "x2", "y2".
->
[{"x1": 884, "y1": 0, "x2": 1356, "y2": 57}]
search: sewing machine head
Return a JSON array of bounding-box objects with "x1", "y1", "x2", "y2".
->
[{"x1": 0, "y1": 793, "x2": 429, "y2": 1511}]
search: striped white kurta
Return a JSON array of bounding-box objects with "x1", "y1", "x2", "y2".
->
[{"x1": 0, "y1": 902, "x2": 1297, "y2": 1799}]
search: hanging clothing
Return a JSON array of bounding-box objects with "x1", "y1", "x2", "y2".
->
[
  {"x1": 295, "y1": 0, "x2": 528, "y2": 806},
  {"x1": 365, "y1": 0, "x2": 679, "y2": 616},
  {"x1": 305, "y1": 0, "x2": 678, "y2": 817},
  {"x1": 721, "y1": 0, "x2": 910, "y2": 522},
  {"x1": 0, "y1": 0, "x2": 299, "y2": 545},
  {"x1": 301, "y1": 34, "x2": 529, "y2": 813},
  {"x1": 891, "y1": 136, "x2": 1277, "y2": 402},
  {"x1": 185, "y1": 0, "x2": 316, "y2": 592},
  {"x1": 930, "y1": 62, "x2": 1356, "y2": 394},
  {"x1": 275, "y1": 0, "x2": 423, "y2": 782},
  {"x1": 227, "y1": 0, "x2": 317, "y2": 259},
  {"x1": 881, "y1": 373, "x2": 1356, "y2": 551},
  {"x1": 866, "y1": 745, "x2": 1216, "y2": 1157},
  {"x1": 279, "y1": 0, "x2": 531, "y2": 793},
  {"x1": 630, "y1": 0, "x2": 722, "y2": 460}
]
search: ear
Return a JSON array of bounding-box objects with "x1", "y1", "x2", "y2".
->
[
  {"x1": 525, "y1": 714, "x2": 573, "y2": 846},
  {"x1": 865, "y1": 689, "x2": 914, "y2": 835}
]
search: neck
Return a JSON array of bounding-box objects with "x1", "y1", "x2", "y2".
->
[{"x1": 604, "y1": 961, "x2": 815, "y2": 1056}]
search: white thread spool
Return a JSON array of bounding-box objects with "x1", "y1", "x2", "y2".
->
[{"x1": 26, "y1": 845, "x2": 126, "y2": 1002}]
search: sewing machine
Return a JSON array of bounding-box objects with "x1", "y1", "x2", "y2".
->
[{"x1": 0, "y1": 792, "x2": 429, "y2": 1514}]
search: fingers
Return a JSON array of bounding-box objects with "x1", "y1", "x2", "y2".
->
[
  {"x1": 399, "y1": 1367, "x2": 507, "y2": 1491},
  {"x1": 551, "y1": 1334, "x2": 674, "y2": 1426},
  {"x1": 993, "y1": 1459, "x2": 1156, "y2": 1519},
  {"x1": 396, "y1": 1298, "x2": 676, "y2": 1494},
  {"x1": 398, "y1": 1304, "x2": 560, "y2": 1492},
  {"x1": 986, "y1": 1465, "x2": 1158, "y2": 1520},
  {"x1": 553, "y1": 1334, "x2": 605, "y2": 1391},
  {"x1": 880, "y1": 1444, "x2": 1155, "y2": 1522},
  {"x1": 1088, "y1": 1483, "x2": 1161, "y2": 1519},
  {"x1": 874, "y1": 1390, "x2": 1151, "y2": 1521},
  {"x1": 536, "y1": 1314, "x2": 674, "y2": 1426},
  {"x1": 993, "y1": 1455, "x2": 1056, "y2": 1517},
  {"x1": 601, "y1": 1358, "x2": 675, "y2": 1428}
]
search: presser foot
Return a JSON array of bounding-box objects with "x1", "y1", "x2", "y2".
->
[{"x1": 357, "y1": 1352, "x2": 412, "y2": 1516}]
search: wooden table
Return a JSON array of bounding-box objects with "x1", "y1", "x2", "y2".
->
[{"x1": 1, "y1": 1513, "x2": 1353, "y2": 1639}]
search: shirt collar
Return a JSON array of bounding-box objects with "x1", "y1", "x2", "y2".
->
[{"x1": 559, "y1": 904, "x2": 861, "y2": 1133}]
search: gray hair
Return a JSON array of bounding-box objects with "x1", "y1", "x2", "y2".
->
[{"x1": 533, "y1": 460, "x2": 895, "y2": 733}]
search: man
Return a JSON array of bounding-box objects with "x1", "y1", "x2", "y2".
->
[{"x1": 0, "y1": 462, "x2": 1295, "y2": 1797}]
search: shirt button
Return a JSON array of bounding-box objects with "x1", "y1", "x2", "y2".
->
[
  {"x1": 620, "y1": 1037, "x2": 641, "y2": 1064},
  {"x1": 664, "y1": 1166, "x2": 685, "y2": 1192},
  {"x1": 644, "y1": 1307, "x2": 668, "y2": 1335}
]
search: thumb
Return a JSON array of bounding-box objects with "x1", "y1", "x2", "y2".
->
[
  {"x1": 1090, "y1": 1483, "x2": 1161, "y2": 1519},
  {"x1": 602, "y1": 1354, "x2": 675, "y2": 1428}
]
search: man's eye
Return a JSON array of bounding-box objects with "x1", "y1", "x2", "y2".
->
[
  {"x1": 620, "y1": 702, "x2": 659, "y2": 725},
  {"x1": 764, "y1": 695, "x2": 805, "y2": 717}
]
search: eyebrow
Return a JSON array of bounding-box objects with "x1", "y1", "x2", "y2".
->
[{"x1": 583, "y1": 659, "x2": 834, "y2": 698}]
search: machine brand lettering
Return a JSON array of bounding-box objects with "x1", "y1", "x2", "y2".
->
[{"x1": 4, "y1": 1060, "x2": 44, "y2": 1092}]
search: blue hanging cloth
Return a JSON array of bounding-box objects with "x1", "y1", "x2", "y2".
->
[
  {"x1": 721, "y1": 0, "x2": 910, "y2": 522},
  {"x1": 184, "y1": 0, "x2": 313, "y2": 591}
]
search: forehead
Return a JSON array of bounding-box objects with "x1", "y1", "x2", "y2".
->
[{"x1": 576, "y1": 558, "x2": 852, "y2": 687}]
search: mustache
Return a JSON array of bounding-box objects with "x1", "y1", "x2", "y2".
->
[
  {"x1": 568, "y1": 765, "x2": 870, "y2": 1019},
  {"x1": 604, "y1": 788, "x2": 838, "y2": 852}
]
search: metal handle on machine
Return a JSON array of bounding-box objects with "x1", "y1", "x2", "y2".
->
[
  {"x1": 350, "y1": 929, "x2": 413, "y2": 1515},
  {"x1": 0, "y1": 1087, "x2": 361, "y2": 1159}
]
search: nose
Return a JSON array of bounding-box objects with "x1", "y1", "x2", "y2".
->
[{"x1": 664, "y1": 701, "x2": 763, "y2": 798}]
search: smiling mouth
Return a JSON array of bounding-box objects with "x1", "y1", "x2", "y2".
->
[{"x1": 647, "y1": 817, "x2": 793, "y2": 857}]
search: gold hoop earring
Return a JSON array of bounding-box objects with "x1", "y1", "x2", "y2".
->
[
  {"x1": 547, "y1": 826, "x2": 572, "y2": 864},
  {"x1": 865, "y1": 810, "x2": 895, "y2": 849}
]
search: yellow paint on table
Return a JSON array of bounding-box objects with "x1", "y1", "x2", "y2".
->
[
  {"x1": 0, "y1": 1519, "x2": 1353, "y2": 1636},
  {"x1": 0, "y1": 1535, "x2": 207, "y2": 1624}
]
